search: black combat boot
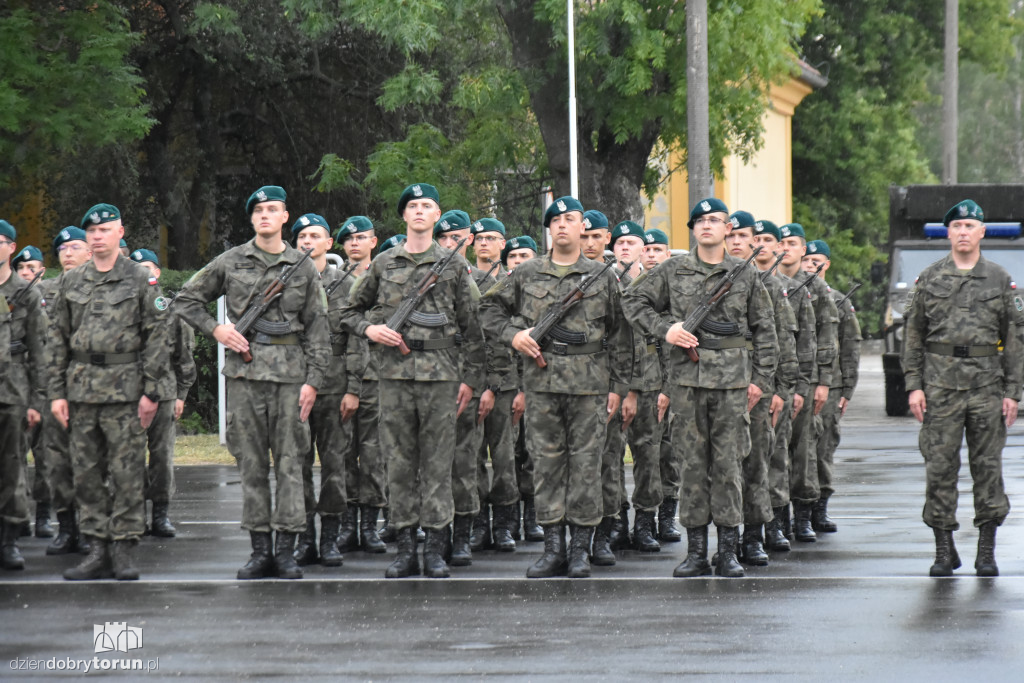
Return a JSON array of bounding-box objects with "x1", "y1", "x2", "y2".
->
[
  {"x1": 764, "y1": 506, "x2": 791, "y2": 552},
  {"x1": 657, "y1": 497, "x2": 682, "y2": 543},
  {"x1": 975, "y1": 521, "x2": 999, "y2": 577},
  {"x1": 151, "y1": 502, "x2": 176, "y2": 538},
  {"x1": 782, "y1": 503, "x2": 793, "y2": 540},
  {"x1": 35, "y1": 503, "x2": 54, "y2": 538},
  {"x1": 527, "y1": 524, "x2": 567, "y2": 578},
  {"x1": 741, "y1": 526, "x2": 769, "y2": 566},
  {"x1": 1, "y1": 522, "x2": 25, "y2": 570},
  {"x1": 522, "y1": 496, "x2": 544, "y2": 542},
  {"x1": 78, "y1": 534, "x2": 92, "y2": 555},
  {"x1": 359, "y1": 506, "x2": 386, "y2": 553},
  {"x1": 274, "y1": 532, "x2": 303, "y2": 579},
  {"x1": 590, "y1": 516, "x2": 616, "y2": 566},
  {"x1": 319, "y1": 515, "x2": 344, "y2": 567},
  {"x1": 510, "y1": 500, "x2": 522, "y2": 541},
  {"x1": 792, "y1": 501, "x2": 817, "y2": 543},
  {"x1": 811, "y1": 493, "x2": 837, "y2": 533},
  {"x1": 111, "y1": 540, "x2": 140, "y2": 580},
  {"x1": 237, "y1": 531, "x2": 275, "y2": 579},
  {"x1": 929, "y1": 527, "x2": 961, "y2": 577},
  {"x1": 492, "y1": 505, "x2": 517, "y2": 552},
  {"x1": 470, "y1": 508, "x2": 491, "y2": 550},
  {"x1": 567, "y1": 525, "x2": 594, "y2": 578},
  {"x1": 47, "y1": 510, "x2": 79, "y2": 555},
  {"x1": 293, "y1": 513, "x2": 319, "y2": 566},
  {"x1": 63, "y1": 537, "x2": 113, "y2": 580},
  {"x1": 385, "y1": 527, "x2": 420, "y2": 578},
  {"x1": 337, "y1": 503, "x2": 360, "y2": 552},
  {"x1": 609, "y1": 503, "x2": 631, "y2": 551},
  {"x1": 715, "y1": 526, "x2": 744, "y2": 577},
  {"x1": 450, "y1": 514, "x2": 474, "y2": 566},
  {"x1": 378, "y1": 507, "x2": 397, "y2": 543},
  {"x1": 633, "y1": 509, "x2": 661, "y2": 552},
  {"x1": 422, "y1": 527, "x2": 451, "y2": 578},
  {"x1": 672, "y1": 526, "x2": 712, "y2": 577}
]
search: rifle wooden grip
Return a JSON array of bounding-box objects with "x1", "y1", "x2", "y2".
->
[
  {"x1": 534, "y1": 352, "x2": 547, "y2": 368},
  {"x1": 397, "y1": 339, "x2": 411, "y2": 355},
  {"x1": 241, "y1": 349, "x2": 253, "y2": 363},
  {"x1": 686, "y1": 347, "x2": 700, "y2": 363}
]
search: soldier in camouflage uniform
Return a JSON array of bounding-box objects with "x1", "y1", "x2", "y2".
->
[
  {"x1": 176, "y1": 186, "x2": 330, "y2": 580},
  {"x1": 801, "y1": 240, "x2": 862, "y2": 533},
  {"x1": 340, "y1": 183, "x2": 485, "y2": 579},
  {"x1": 777, "y1": 223, "x2": 838, "y2": 543},
  {"x1": 480, "y1": 197, "x2": 632, "y2": 579},
  {"x1": 128, "y1": 249, "x2": 197, "y2": 539},
  {"x1": 903, "y1": 199, "x2": 1021, "y2": 577},
  {"x1": 0, "y1": 221, "x2": 47, "y2": 569},
  {"x1": 624, "y1": 198, "x2": 777, "y2": 578},
  {"x1": 48, "y1": 205, "x2": 170, "y2": 580}
]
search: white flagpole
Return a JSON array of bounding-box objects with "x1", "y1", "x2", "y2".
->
[{"x1": 567, "y1": 0, "x2": 579, "y2": 198}]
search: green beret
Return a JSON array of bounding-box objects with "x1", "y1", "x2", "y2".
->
[
  {"x1": 501, "y1": 235, "x2": 538, "y2": 263},
  {"x1": 729, "y1": 211, "x2": 756, "y2": 230},
  {"x1": 610, "y1": 220, "x2": 646, "y2": 246},
  {"x1": 119, "y1": 238, "x2": 128, "y2": 248},
  {"x1": 779, "y1": 223, "x2": 806, "y2": 240},
  {"x1": 943, "y1": 199, "x2": 984, "y2": 226},
  {"x1": 434, "y1": 210, "x2": 472, "y2": 236},
  {"x1": 754, "y1": 220, "x2": 781, "y2": 241},
  {"x1": 471, "y1": 217, "x2": 506, "y2": 236},
  {"x1": 336, "y1": 216, "x2": 374, "y2": 242},
  {"x1": 246, "y1": 185, "x2": 287, "y2": 215},
  {"x1": 805, "y1": 239, "x2": 830, "y2": 259},
  {"x1": 644, "y1": 229, "x2": 669, "y2": 246},
  {"x1": 81, "y1": 203, "x2": 121, "y2": 229},
  {"x1": 290, "y1": 213, "x2": 331, "y2": 239},
  {"x1": 544, "y1": 196, "x2": 585, "y2": 227},
  {"x1": 0, "y1": 219, "x2": 15, "y2": 241},
  {"x1": 130, "y1": 248, "x2": 160, "y2": 266},
  {"x1": 53, "y1": 226, "x2": 87, "y2": 253},
  {"x1": 397, "y1": 183, "x2": 440, "y2": 217},
  {"x1": 378, "y1": 234, "x2": 407, "y2": 253},
  {"x1": 12, "y1": 245, "x2": 43, "y2": 267},
  {"x1": 583, "y1": 210, "x2": 609, "y2": 231},
  {"x1": 687, "y1": 197, "x2": 729, "y2": 228}
]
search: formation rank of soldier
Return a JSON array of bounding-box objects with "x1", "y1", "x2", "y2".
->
[{"x1": 3, "y1": 188, "x2": 1015, "y2": 580}]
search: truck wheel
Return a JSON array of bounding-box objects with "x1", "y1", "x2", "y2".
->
[{"x1": 885, "y1": 372, "x2": 909, "y2": 417}]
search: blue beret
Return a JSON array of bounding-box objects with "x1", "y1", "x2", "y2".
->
[
  {"x1": 12, "y1": 245, "x2": 43, "y2": 267},
  {"x1": 583, "y1": 210, "x2": 609, "y2": 231},
  {"x1": 805, "y1": 240, "x2": 831, "y2": 259},
  {"x1": 754, "y1": 220, "x2": 781, "y2": 241},
  {"x1": 687, "y1": 198, "x2": 729, "y2": 228},
  {"x1": 779, "y1": 223, "x2": 806, "y2": 240},
  {"x1": 501, "y1": 235, "x2": 539, "y2": 263},
  {"x1": 53, "y1": 226, "x2": 87, "y2": 254},
  {"x1": 471, "y1": 218, "x2": 506, "y2": 236},
  {"x1": 246, "y1": 186, "x2": 287, "y2": 215},
  {"x1": 544, "y1": 196, "x2": 585, "y2": 227},
  {"x1": 943, "y1": 199, "x2": 984, "y2": 226},
  {"x1": 397, "y1": 183, "x2": 440, "y2": 217},
  {"x1": 290, "y1": 213, "x2": 331, "y2": 239},
  {"x1": 729, "y1": 211, "x2": 757, "y2": 230},
  {"x1": 644, "y1": 229, "x2": 669, "y2": 246},
  {"x1": 610, "y1": 220, "x2": 646, "y2": 246},
  {"x1": 434, "y1": 210, "x2": 472, "y2": 236},
  {"x1": 129, "y1": 248, "x2": 160, "y2": 266},
  {"x1": 81, "y1": 203, "x2": 121, "y2": 229},
  {"x1": 0, "y1": 220, "x2": 15, "y2": 241},
  {"x1": 336, "y1": 216, "x2": 374, "y2": 242},
  {"x1": 378, "y1": 234, "x2": 407, "y2": 254}
]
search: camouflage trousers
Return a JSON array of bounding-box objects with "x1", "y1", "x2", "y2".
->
[
  {"x1": 302, "y1": 392, "x2": 350, "y2": 516},
  {"x1": 788, "y1": 389, "x2": 822, "y2": 504},
  {"x1": 670, "y1": 386, "x2": 750, "y2": 528},
  {"x1": 920, "y1": 382, "x2": 1011, "y2": 531},
  {"x1": 144, "y1": 400, "x2": 176, "y2": 504},
  {"x1": 514, "y1": 415, "x2": 535, "y2": 497},
  {"x1": 453, "y1": 396, "x2": 482, "y2": 516},
  {"x1": 767, "y1": 396, "x2": 794, "y2": 508},
  {"x1": 345, "y1": 380, "x2": 387, "y2": 508},
  {"x1": 0, "y1": 403, "x2": 30, "y2": 524},
  {"x1": 600, "y1": 408, "x2": 625, "y2": 518},
  {"x1": 816, "y1": 388, "x2": 843, "y2": 496},
  {"x1": 476, "y1": 389, "x2": 520, "y2": 507},
  {"x1": 659, "y1": 410, "x2": 681, "y2": 499},
  {"x1": 528, "y1": 391, "x2": 607, "y2": 527},
  {"x1": 628, "y1": 390, "x2": 665, "y2": 512},
  {"x1": 743, "y1": 393, "x2": 774, "y2": 525},
  {"x1": 225, "y1": 379, "x2": 307, "y2": 534},
  {"x1": 69, "y1": 402, "x2": 147, "y2": 541},
  {"x1": 25, "y1": 422, "x2": 51, "y2": 504},
  {"x1": 379, "y1": 379, "x2": 458, "y2": 531}
]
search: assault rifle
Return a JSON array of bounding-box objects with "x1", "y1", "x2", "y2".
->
[
  {"x1": 6, "y1": 269, "x2": 44, "y2": 312},
  {"x1": 785, "y1": 262, "x2": 825, "y2": 301},
  {"x1": 476, "y1": 259, "x2": 501, "y2": 284},
  {"x1": 680, "y1": 247, "x2": 762, "y2": 363},
  {"x1": 760, "y1": 252, "x2": 785, "y2": 283},
  {"x1": 234, "y1": 247, "x2": 314, "y2": 363},
  {"x1": 324, "y1": 261, "x2": 359, "y2": 298},
  {"x1": 387, "y1": 237, "x2": 468, "y2": 355},
  {"x1": 835, "y1": 282, "x2": 862, "y2": 310}
]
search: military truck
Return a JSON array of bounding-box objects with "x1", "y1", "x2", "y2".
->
[{"x1": 882, "y1": 184, "x2": 1024, "y2": 416}]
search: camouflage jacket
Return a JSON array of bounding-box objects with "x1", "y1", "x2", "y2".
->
[
  {"x1": 902, "y1": 254, "x2": 1023, "y2": 398},
  {"x1": 806, "y1": 275, "x2": 839, "y2": 387},
  {"x1": 777, "y1": 272, "x2": 818, "y2": 395},
  {"x1": 154, "y1": 312, "x2": 197, "y2": 402},
  {"x1": 47, "y1": 256, "x2": 169, "y2": 403},
  {"x1": 762, "y1": 273, "x2": 799, "y2": 400},
  {"x1": 321, "y1": 263, "x2": 363, "y2": 396},
  {"x1": 473, "y1": 264, "x2": 516, "y2": 392},
  {"x1": 479, "y1": 253, "x2": 632, "y2": 396},
  {"x1": 828, "y1": 284, "x2": 863, "y2": 399},
  {"x1": 340, "y1": 242, "x2": 485, "y2": 385},
  {"x1": 0, "y1": 273, "x2": 47, "y2": 410},
  {"x1": 174, "y1": 239, "x2": 330, "y2": 388},
  {"x1": 623, "y1": 251, "x2": 777, "y2": 392},
  {"x1": 621, "y1": 268, "x2": 662, "y2": 393}
]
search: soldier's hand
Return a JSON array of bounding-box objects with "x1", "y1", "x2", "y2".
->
[
  {"x1": 657, "y1": 393, "x2": 670, "y2": 423},
  {"x1": 839, "y1": 397, "x2": 849, "y2": 417},
  {"x1": 512, "y1": 329, "x2": 542, "y2": 359},
  {"x1": 138, "y1": 395, "x2": 158, "y2": 429},
  {"x1": 747, "y1": 383, "x2": 763, "y2": 412},
  {"x1": 456, "y1": 383, "x2": 473, "y2": 418},
  {"x1": 606, "y1": 392, "x2": 622, "y2": 424},
  {"x1": 813, "y1": 385, "x2": 829, "y2": 415},
  {"x1": 340, "y1": 393, "x2": 359, "y2": 423},
  {"x1": 770, "y1": 394, "x2": 784, "y2": 427},
  {"x1": 478, "y1": 389, "x2": 495, "y2": 425},
  {"x1": 512, "y1": 391, "x2": 526, "y2": 425},
  {"x1": 621, "y1": 391, "x2": 638, "y2": 432},
  {"x1": 665, "y1": 322, "x2": 698, "y2": 349},
  {"x1": 792, "y1": 393, "x2": 805, "y2": 418},
  {"x1": 908, "y1": 389, "x2": 926, "y2": 423},
  {"x1": 1003, "y1": 398, "x2": 1018, "y2": 428},
  {"x1": 213, "y1": 323, "x2": 249, "y2": 354},
  {"x1": 26, "y1": 408, "x2": 41, "y2": 430},
  {"x1": 365, "y1": 324, "x2": 403, "y2": 347},
  {"x1": 298, "y1": 384, "x2": 317, "y2": 422},
  {"x1": 51, "y1": 399, "x2": 69, "y2": 429},
  {"x1": 174, "y1": 399, "x2": 185, "y2": 420}
]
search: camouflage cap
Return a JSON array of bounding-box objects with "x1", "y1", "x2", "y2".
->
[
  {"x1": 246, "y1": 185, "x2": 287, "y2": 215},
  {"x1": 544, "y1": 196, "x2": 585, "y2": 227},
  {"x1": 471, "y1": 217, "x2": 506, "y2": 236},
  {"x1": 805, "y1": 239, "x2": 831, "y2": 259},
  {"x1": 81, "y1": 203, "x2": 121, "y2": 230},
  {"x1": 130, "y1": 248, "x2": 160, "y2": 266},
  {"x1": 290, "y1": 213, "x2": 331, "y2": 239},
  {"x1": 335, "y1": 216, "x2": 374, "y2": 242},
  {"x1": 687, "y1": 197, "x2": 729, "y2": 228},
  {"x1": 943, "y1": 199, "x2": 984, "y2": 226},
  {"x1": 583, "y1": 210, "x2": 609, "y2": 231},
  {"x1": 397, "y1": 183, "x2": 440, "y2": 217},
  {"x1": 610, "y1": 220, "x2": 646, "y2": 246},
  {"x1": 501, "y1": 235, "x2": 538, "y2": 263},
  {"x1": 378, "y1": 233, "x2": 407, "y2": 253},
  {"x1": 729, "y1": 210, "x2": 757, "y2": 230},
  {"x1": 644, "y1": 229, "x2": 669, "y2": 246},
  {"x1": 434, "y1": 210, "x2": 472, "y2": 236},
  {"x1": 779, "y1": 223, "x2": 806, "y2": 240},
  {"x1": 52, "y1": 226, "x2": 87, "y2": 254},
  {"x1": 0, "y1": 219, "x2": 15, "y2": 241},
  {"x1": 12, "y1": 245, "x2": 43, "y2": 267},
  {"x1": 754, "y1": 220, "x2": 781, "y2": 241}
]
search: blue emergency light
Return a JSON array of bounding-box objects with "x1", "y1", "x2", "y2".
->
[{"x1": 923, "y1": 222, "x2": 1022, "y2": 238}]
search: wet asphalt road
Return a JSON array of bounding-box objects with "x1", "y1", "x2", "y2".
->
[{"x1": 4, "y1": 355, "x2": 1024, "y2": 680}]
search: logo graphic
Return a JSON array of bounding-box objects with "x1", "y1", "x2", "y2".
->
[
  {"x1": 781, "y1": 226, "x2": 791, "y2": 237},
  {"x1": 473, "y1": 222, "x2": 482, "y2": 232},
  {"x1": 132, "y1": 250, "x2": 142, "y2": 260},
  {"x1": 583, "y1": 218, "x2": 592, "y2": 229},
  {"x1": 700, "y1": 201, "x2": 711, "y2": 212},
  {"x1": 645, "y1": 234, "x2": 654, "y2": 243},
  {"x1": 300, "y1": 216, "x2": 310, "y2": 226},
  {"x1": 755, "y1": 221, "x2": 763, "y2": 231},
  {"x1": 730, "y1": 217, "x2": 739, "y2": 228},
  {"x1": 90, "y1": 212, "x2": 100, "y2": 224},
  {"x1": 440, "y1": 220, "x2": 450, "y2": 230},
  {"x1": 413, "y1": 185, "x2": 423, "y2": 197},
  {"x1": 154, "y1": 296, "x2": 169, "y2": 311},
  {"x1": 808, "y1": 243, "x2": 817, "y2": 253},
  {"x1": 94, "y1": 623, "x2": 143, "y2": 654},
  {"x1": 510, "y1": 239, "x2": 520, "y2": 249},
  {"x1": 256, "y1": 190, "x2": 267, "y2": 201},
  {"x1": 557, "y1": 200, "x2": 566, "y2": 212},
  {"x1": 61, "y1": 229, "x2": 70, "y2": 240},
  {"x1": 959, "y1": 204, "x2": 969, "y2": 217}
]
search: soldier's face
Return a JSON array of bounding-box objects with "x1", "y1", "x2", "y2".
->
[
  {"x1": 250, "y1": 201, "x2": 289, "y2": 240},
  {"x1": 85, "y1": 220, "x2": 123, "y2": 259},
  {"x1": 506, "y1": 248, "x2": 536, "y2": 269},
  {"x1": 779, "y1": 236, "x2": 805, "y2": 267},
  {"x1": 58, "y1": 241, "x2": 90, "y2": 271},
  {"x1": 0, "y1": 238, "x2": 15, "y2": 269},
  {"x1": 613, "y1": 235, "x2": 644, "y2": 267},
  {"x1": 473, "y1": 232, "x2": 505, "y2": 261},
  {"x1": 948, "y1": 219, "x2": 985, "y2": 255},
  {"x1": 550, "y1": 211, "x2": 585, "y2": 249},
  {"x1": 692, "y1": 212, "x2": 729, "y2": 248},
  {"x1": 403, "y1": 199, "x2": 441, "y2": 235},
  {"x1": 580, "y1": 228, "x2": 610, "y2": 259},
  {"x1": 753, "y1": 234, "x2": 779, "y2": 266},
  {"x1": 15, "y1": 261, "x2": 44, "y2": 281},
  {"x1": 296, "y1": 226, "x2": 332, "y2": 258},
  {"x1": 642, "y1": 244, "x2": 669, "y2": 269},
  {"x1": 802, "y1": 254, "x2": 829, "y2": 276},
  {"x1": 436, "y1": 229, "x2": 472, "y2": 255},
  {"x1": 725, "y1": 227, "x2": 754, "y2": 258},
  {"x1": 342, "y1": 232, "x2": 376, "y2": 262}
]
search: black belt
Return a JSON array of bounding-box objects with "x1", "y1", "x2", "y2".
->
[
  {"x1": 405, "y1": 337, "x2": 457, "y2": 351},
  {"x1": 698, "y1": 337, "x2": 749, "y2": 351},
  {"x1": 72, "y1": 350, "x2": 140, "y2": 366},
  {"x1": 926, "y1": 342, "x2": 999, "y2": 358},
  {"x1": 645, "y1": 337, "x2": 661, "y2": 355},
  {"x1": 543, "y1": 340, "x2": 605, "y2": 356}
]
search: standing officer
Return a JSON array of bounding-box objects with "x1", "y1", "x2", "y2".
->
[
  {"x1": 903, "y1": 199, "x2": 1021, "y2": 577},
  {"x1": 176, "y1": 186, "x2": 330, "y2": 580},
  {"x1": 49, "y1": 205, "x2": 169, "y2": 580},
  {"x1": 624, "y1": 199, "x2": 777, "y2": 578}
]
